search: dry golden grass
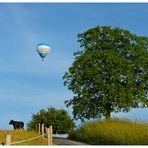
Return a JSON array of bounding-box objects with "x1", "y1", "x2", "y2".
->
[
  {"x1": 69, "y1": 118, "x2": 148, "y2": 145},
  {"x1": 0, "y1": 130, "x2": 48, "y2": 145}
]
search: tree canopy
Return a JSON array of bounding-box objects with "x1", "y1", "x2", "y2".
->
[
  {"x1": 63, "y1": 26, "x2": 148, "y2": 121},
  {"x1": 27, "y1": 107, "x2": 75, "y2": 134}
]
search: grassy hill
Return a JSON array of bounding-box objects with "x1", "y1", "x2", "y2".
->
[
  {"x1": 68, "y1": 118, "x2": 148, "y2": 145},
  {"x1": 0, "y1": 130, "x2": 48, "y2": 145}
]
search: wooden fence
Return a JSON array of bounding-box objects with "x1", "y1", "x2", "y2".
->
[
  {"x1": 5, "y1": 123, "x2": 52, "y2": 145},
  {"x1": 35, "y1": 123, "x2": 53, "y2": 145}
]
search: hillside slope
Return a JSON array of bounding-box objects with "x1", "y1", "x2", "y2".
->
[
  {"x1": 0, "y1": 130, "x2": 48, "y2": 145},
  {"x1": 69, "y1": 119, "x2": 148, "y2": 145}
]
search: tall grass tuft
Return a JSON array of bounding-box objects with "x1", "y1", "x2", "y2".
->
[{"x1": 68, "y1": 118, "x2": 148, "y2": 145}]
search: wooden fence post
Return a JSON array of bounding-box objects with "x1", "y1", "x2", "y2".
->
[
  {"x1": 42, "y1": 123, "x2": 44, "y2": 138},
  {"x1": 46, "y1": 127, "x2": 48, "y2": 136},
  {"x1": 35, "y1": 124, "x2": 37, "y2": 132},
  {"x1": 38, "y1": 123, "x2": 41, "y2": 135},
  {"x1": 5, "y1": 134, "x2": 11, "y2": 145},
  {"x1": 47, "y1": 126, "x2": 52, "y2": 145},
  {"x1": 47, "y1": 128, "x2": 51, "y2": 145},
  {"x1": 50, "y1": 126, "x2": 52, "y2": 145}
]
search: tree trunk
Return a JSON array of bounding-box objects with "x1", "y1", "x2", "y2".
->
[
  {"x1": 105, "y1": 99, "x2": 112, "y2": 120},
  {"x1": 105, "y1": 110, "x2": 111, "y2": 120}
]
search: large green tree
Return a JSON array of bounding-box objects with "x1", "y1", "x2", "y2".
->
[
  {"x1": 27, "y1": 107, "x2": 75, "y2": 134},
  {"x1": 63, "y1": 26, "x2": 148, "y2": 121}
]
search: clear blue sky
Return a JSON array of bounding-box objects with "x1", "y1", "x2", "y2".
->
[{"x1": 0, "y1": 3, "x2": 148, "y2": 129}]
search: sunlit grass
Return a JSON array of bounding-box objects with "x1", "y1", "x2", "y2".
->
[
  {"x1": 68, "y1": 118, "x2": 148, "y2": 145},
  {"x1": 0, "y1": 130, "x2": 48, "y2": 145}
]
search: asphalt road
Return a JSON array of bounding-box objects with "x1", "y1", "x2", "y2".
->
[{"x1": 53, "y1": 137, "x2": 87, "y2": 145}]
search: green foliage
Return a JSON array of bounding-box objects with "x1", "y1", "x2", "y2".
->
[
  {"x1": 68, "y1": 119, "x2": 148, "y2": 145},
  {"x1": 27, "y1": 107, "x2": 75, "y2": 134},
  {"x1": 63, "y1": 26, "x2": 148, "y2": 121}
]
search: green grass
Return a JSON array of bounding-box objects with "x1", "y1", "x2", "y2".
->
[
  {"x1": 68, "y1": 118, "x2": 148, "y2": 145},
  {"x1": 0, "y1": 130, "x2": 48, "y2": 145}
]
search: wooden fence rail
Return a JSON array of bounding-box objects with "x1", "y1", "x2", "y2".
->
[{"x1": 5, "y1": 123, "x2": 52, "y2": 145}]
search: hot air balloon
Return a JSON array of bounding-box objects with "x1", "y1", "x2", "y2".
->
[{"x1": 36, "y1": 43, "x2": 51, "y2": 61}]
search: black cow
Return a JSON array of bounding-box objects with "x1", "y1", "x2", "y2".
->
[{"x1": 9, "y1": 120, "x2": 24, "y2": 130}]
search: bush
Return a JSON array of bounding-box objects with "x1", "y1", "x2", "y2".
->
[{"x1": 27, "y1": 107, "x2": 76, "y2": 134}]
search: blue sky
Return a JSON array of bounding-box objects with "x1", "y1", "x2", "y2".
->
[{"x1": 0, "y1": 3, "x2": 148, "y2": 129}]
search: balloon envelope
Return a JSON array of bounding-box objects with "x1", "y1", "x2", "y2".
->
[{"x1": 36, "y1": 43, "x2": 51, "y2": 60}]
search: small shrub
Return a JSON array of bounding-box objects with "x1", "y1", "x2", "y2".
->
[{"x1": 27, "y1": 107, "x2": 76, "y2": 134}]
